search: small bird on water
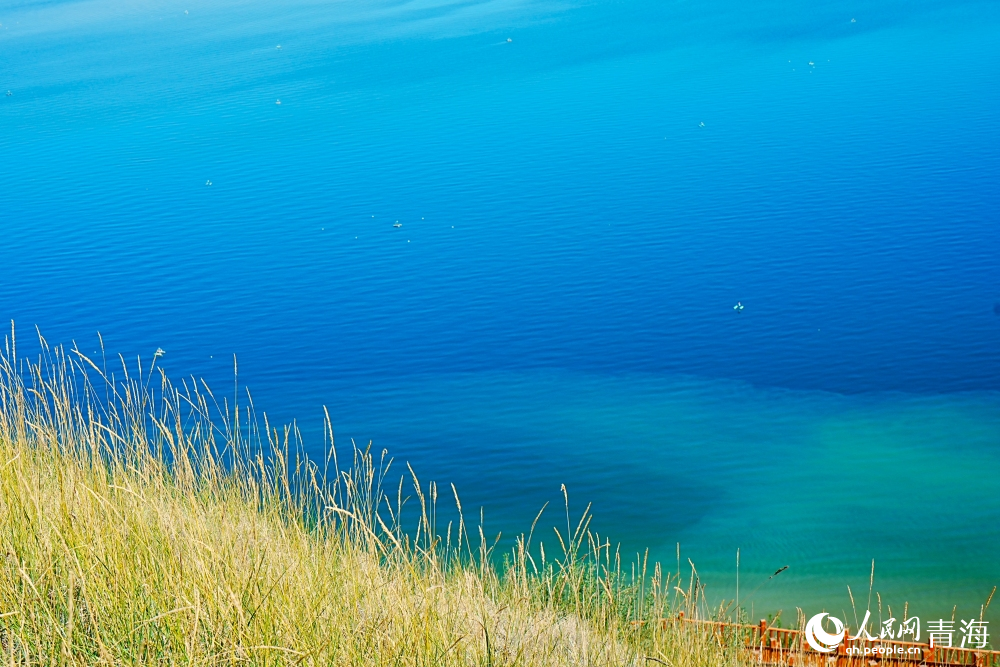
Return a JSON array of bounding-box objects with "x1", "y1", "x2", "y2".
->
[{"x1": 393, "y1": 222, "x2": 402, "y2": 228}]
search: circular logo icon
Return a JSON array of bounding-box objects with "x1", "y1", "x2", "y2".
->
[{"x1": 805, "y1": 613, "x2": 846, "y2": 653}]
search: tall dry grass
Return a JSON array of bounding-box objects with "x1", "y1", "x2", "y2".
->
[{"x1": 0, "y1": 327, "x2": 747, "y2": 665}]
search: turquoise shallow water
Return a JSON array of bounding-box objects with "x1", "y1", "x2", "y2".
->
[
  {"x1": 316, "y1": 371, "x2": 1000, "y2": 622},
  {"x1": 2, "y1": 0, "x2": 999, "y2": 625}
]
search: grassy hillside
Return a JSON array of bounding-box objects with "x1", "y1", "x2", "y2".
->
[{"x1": 0, "y1": 330, "x2": 743, "y2": 665}]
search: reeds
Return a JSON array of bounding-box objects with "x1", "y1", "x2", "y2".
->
[{"x1": 0, "y1": 327, "x2": 748, "y2": 665}]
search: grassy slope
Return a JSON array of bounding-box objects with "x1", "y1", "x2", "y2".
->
[{"x1": 0, "y1": 333, "x2": 743, "y2": 665}]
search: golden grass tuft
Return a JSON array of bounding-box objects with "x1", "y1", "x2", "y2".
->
[{"x1": 0, "y1": 328, "x2": 747, "y2": 665}]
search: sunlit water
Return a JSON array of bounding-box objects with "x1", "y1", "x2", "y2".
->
[{"x1": 2, "y1": 0, "x2": 999, "y2": 624}]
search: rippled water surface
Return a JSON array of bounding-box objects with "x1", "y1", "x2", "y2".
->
[{"x1": 2, "y1": 0, "x2": 999, "y2": 621}]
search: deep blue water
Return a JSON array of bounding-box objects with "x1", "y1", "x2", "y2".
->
[{"x1": 2, "y1": 0, "x2": 999, "y2": 624}]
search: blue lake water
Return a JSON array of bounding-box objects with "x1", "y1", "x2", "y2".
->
[{"x1": 2, "y1": 0, "x2": 999, "y2": 625}]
